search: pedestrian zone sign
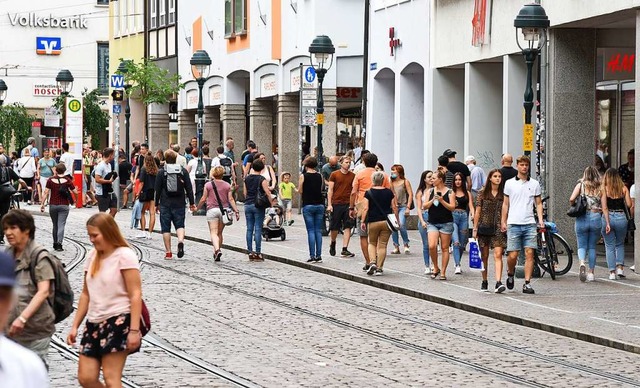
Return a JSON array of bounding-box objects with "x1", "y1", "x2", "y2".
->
[{"x1": 113, "y1": 104, "x2": 122, "y2": 114}]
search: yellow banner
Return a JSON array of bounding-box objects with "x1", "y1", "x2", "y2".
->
[
  {"x1": 317, "y1": 113, "x2": 325, "y2": 125},
  {"x1": 523, "y1": 124, "x2": 534, "y2": 152}
]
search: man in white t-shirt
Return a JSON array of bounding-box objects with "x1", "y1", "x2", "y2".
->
[
  {"x1": 0, "y1": 251, "x2": 49, "y2": 387},
  {"x1": 59, "y1": 143, "x2": 75, "y2": 175},
  {"x1": 500, "y1": 155, "x2": 543, "y2": 295},
  {"x1": 94, "y1": 148, "x2": 118, "y2": 217},
  {"x1": 212, "y1": 146, "x2": 236, "y2": 185}
]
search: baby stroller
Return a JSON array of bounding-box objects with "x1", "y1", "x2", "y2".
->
[{"x1": 262, "y1": 205, "x2": 286, "y2": 241}]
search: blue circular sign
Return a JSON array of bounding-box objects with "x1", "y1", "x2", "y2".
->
[{"x1": 305, "y1": 67, "x2": 316, "y2": 83}]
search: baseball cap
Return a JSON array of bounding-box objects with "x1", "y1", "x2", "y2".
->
[
  {"x1": 0, "y1": 251, "x2": 16, "y2": 287},
  {"x1": 465, "y1": 155, "x2": 476, "y2": 163},
  {"x1": 443, "y1": 149, "x2": 457, "y2": 158}
]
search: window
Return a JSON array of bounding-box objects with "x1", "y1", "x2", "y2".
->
[
  {"x1": 168, "y1": 0, "x2": 175, "y2": 24},
  {"x1": 225, "y1": 0, "x2": 247, "y2": 37},
  {"x1": 159, "y1": 0, "x2": 166, "y2": 27},
  {"x1": 135, "y1": 0, "x2": 144, "y2": 32},
  {"x1": 113, "y1": 0, "x2": 120, "y2": 36},
  {"x1": 97, "y1": 43, "x2": 109, "y2": 95},
  {"x1": 121, "y1": 0, "x2": 128, "y2": 34},
  {"x1": 128, "y1": 0, "x2": 135, "y2": 33},
  {"x1": 97, "y1": 0, "x2": 108, "y2": 5},
  {"x1": 149, "y1": 0, "x2": 157, "y2": 29}
]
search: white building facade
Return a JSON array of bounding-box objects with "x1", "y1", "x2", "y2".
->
[{"x1": 0, "y1": 0, "x2": 110, "y2": 149}]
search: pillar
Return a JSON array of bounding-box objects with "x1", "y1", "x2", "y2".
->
[
  {"x1": 204, "y1": 107, "x2": 221, "y2": 147},
  {"x1": 430, "y1": 68, "x2": 464, "y2": 170},
  {"x1": 249, "y1": 99, "x2": 274, "y2": 157},
  {"x1": 369, "y1": 70, "x2": 396, "y2": 169},
  {"x1": 221, "y1": 104, "x2": 247, "y2": 163},
  {"x1": 547, "y1": 28, "x2": 596, "y2": 248},
  {"x1": 322, "y1": 88, "x2": 337, "y2": 160},
  {"x1": 398, "y1": 64, "x2": 425, "y2": 183},
  {"x1": 464, "y1": 62, "x2": 503, "y2": 170},
  {"x1": 148, "y1": 102, "x2": 170, "y2": 151},
  {"x1": 177, "y1": 110, "x2": 196, "y2": 148},
  {"x1": 503, "y1": 54, "x2": 528, "y2": 156},
  {"x1": 277, "y1": 94, "x2": 300, "y2": 206}
]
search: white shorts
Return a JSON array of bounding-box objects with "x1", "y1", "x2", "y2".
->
[
  {"x1": 206, "y1": 208, "x2": 223, "y2": 221},
  {"x1": 40, "y1": 177, "x2": 50, "y2": 191}
]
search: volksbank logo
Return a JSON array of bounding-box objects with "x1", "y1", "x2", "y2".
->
[
  {"x1": 36, "y1": 37, "x2": 61, "y2": 55},
  {"x1": 8, "y1": 13, "x2": 88, "y2": 29}
]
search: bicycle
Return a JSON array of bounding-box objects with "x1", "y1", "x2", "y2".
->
[
  {"x1": 534, "y1": 197, "x2": 574, "y2": 279},
  {"x1": 9, "y1": 191, "x2": 24, "y2": 210}
]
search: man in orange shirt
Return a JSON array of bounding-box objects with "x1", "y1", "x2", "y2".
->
[{"x1": 349, "y1": 153, "x2": 392, "y2": 270}]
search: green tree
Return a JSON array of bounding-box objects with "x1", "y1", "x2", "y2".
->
[
  {"x1": 52, "y1": 88, "x2": 110, "y2": 150},
  {"x1": 0, "y1": 103, "x2": 36, "y2": 151},
  {"x1": 117, "y1": 58, "x2": 183, "y2": 143}
]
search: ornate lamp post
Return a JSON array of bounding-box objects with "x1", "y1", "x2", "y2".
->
[
  {"x1": 190, "y1": 50, "x2": 211, "y2": 214},
  {"x1": 0, "y1": 79, "x2": 7, "y2": 106},
  {"x1": 514, "y1": 3, "x2": 549, "y2": 157},
  {"x1": 308, "y1": 35, "x2": 335, "y2": 164},
  {"x1": 118, "y1": 60, "x2": 133, "y2": 158},
  {"x1": 56, "y1": 69, "x2": 74, "y2": 142}
]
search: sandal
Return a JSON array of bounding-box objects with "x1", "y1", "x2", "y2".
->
[
  {"x1": 439, "y1": 275, "x2": 447, "y2": 280},
  {"x1": 430, "y1": 270, "x2": 440, "y2": 280}
]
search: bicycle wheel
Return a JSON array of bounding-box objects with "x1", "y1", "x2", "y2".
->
[
  {"x1": 549, "y1": 232, "x2": 573, "y2": 276},
  {"x1": 537, "y1": 247, "x2": 556, "y2": 280}
]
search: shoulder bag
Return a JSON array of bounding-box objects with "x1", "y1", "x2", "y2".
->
[
  {"x1": 254, "y1": 176, "x2": 271, "y2": 209},
  {"x1": 367, "y1": 189, "x2": 399, "y2": 231},
  {"x1": 477, "y1": 195, "x2": 498, "y2": 237},
  {"x1": 211, "y1": 180, "x2": 234, "y2": 226},
  {"x1": 567, "y1": 183, "x2": 587, "y2": 218},
  {"x1": 404, "y1": 180, "x2": 415, "y2": 210},
  {"x1": 622, "y1": 199, "x2": 636, "y2": 232}
]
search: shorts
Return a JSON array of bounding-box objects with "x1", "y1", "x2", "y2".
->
[
  {"x1": 280, "y1": 199, "x2": 292, "y2": 210},
  {"x1": 206, "y1": 207, "x2": 223, "y2": 221},
  {"x1": 79, "y1": 313, "x2": 139, "y2": 359},
  {"x1": 427, "y1": 222, "x2": 454, "y2": 234},
  {"x1": 330, "y1": 204, "x2": 354, "y2": 231},
  {"x1": 507, "y1": 224, "x2": 538, "y2": 252},
  {"x1": 357, "y1": 215, "x2": 368, "y2": 237},
  {"x1": 160, "y1": 205, "x2": 186, "y2": 233},
  {"x1": 97, "y1": 193, "x2": 117, "y2": 212}
]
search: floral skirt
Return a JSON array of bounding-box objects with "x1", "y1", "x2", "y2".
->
[{"x1": 79, "y1": 313, "x2": 139, "y2": 358}]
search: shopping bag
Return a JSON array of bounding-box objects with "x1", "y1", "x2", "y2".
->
[{"x1": 468, "y1": 238, "x2": 484, "y2": 271}]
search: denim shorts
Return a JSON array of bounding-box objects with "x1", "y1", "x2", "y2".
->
[
  {"x1": 280, "y1": 199, "x2": 292, "y2": 210},
  {"x1": 160, "y1": 205, "x2": 186, "y2": 233},
  {"x1": 427, "y1": 222, "x2": 454, "y2": 234},
  {"x1": 507, "y1": 224, "x2": 537, "y2": 252}
]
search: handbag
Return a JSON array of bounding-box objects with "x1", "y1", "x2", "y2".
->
[
  {"x1": 254, "y1": 177, "x2": 271, "y2": 209},
  {"x1": 404, "y1": 180, "x2": 415, "y2": 211},
  {"x1": 211, "y1": 180, "x2": 234, "y2": 226},
  {"x1": 140, "y1": 299, "x2": 151, "y2": 337},
  {"x1": 477, "y1": 196, "x2": 499, "y2": 237},
  {"x1": 622, "y1": 202, "x2": 636, "y2": 232},
  {"x1": 468, "y1": 238, "x2": 484, "y2": 271},
  {"x1": 0, "y1": 168, "x2": 16, "y2": 199},
  {"x1": 567, "y1": 183, "x2": 587, "y2": 217},
  {"x1": 367, "y1": 189, "x2": 399, "y2": 231}
]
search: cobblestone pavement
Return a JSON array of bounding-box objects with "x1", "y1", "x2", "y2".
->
[{"x1": 10, "y1": 206, "x2": 640, "y2": 387}]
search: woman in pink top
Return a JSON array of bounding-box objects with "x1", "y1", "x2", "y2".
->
[
  {"x1": 197, "y1": 166, "x2": 239, "y2": 261},
  {"x1": 66, "y1": 213, "x2": 142, "y2": 387}
]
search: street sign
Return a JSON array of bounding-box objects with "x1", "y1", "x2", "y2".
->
[
  {"x1": 523, "y1": 123, "x2": 534, "y2": 152},
  {"x1": 300, "y1": 65, "x2": 318, "y2": 126},
  {"x1": 113, "y1": 104, "x2": 122, "y2": 114},
  {"x1": 110, "y1": 74, "x2": 124, "y2": 88},
  {"x1": 304, "y1": 67, "x2": 316, "y2": 83}
]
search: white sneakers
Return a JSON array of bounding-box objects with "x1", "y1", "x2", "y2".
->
[
  {"x1": 454, "y1": 266, "x2": 462, "y2": 274},
  {"x1": 424, "y1": 267, "x2": 432, "y2": 275},
  {"x1": 404, "y1": 245, "x2": 410, "y2": 254},
  {"x1": 616, "y1": 267, "x2": 625, "y2": 278},
  {"x1": 609, "y1": 272, "x2": 617, "y2": 280},
  {"x1": 631, "y1": 265, "x2": 635, "y2": 272},
  {"x1": 586, "y1": 273, "x2": 595, "y2": 282}
]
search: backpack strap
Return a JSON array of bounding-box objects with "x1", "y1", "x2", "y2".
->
[{"x1": 28, "y1": 248, "x2": 54, "y2": 306}]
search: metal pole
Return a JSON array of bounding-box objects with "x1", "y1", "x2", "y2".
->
[
  {"x1": 124, "y1": 86, "x2": 131, "y2": 159},
  {"x1": 316, "y1": 68, "x2": 327, "y2": 164},
  {"x1": 114, "y1": 109, "x2": 121, "y2": 209},
  {"x1": 194, "y1": 77, "x2": 206, "y2": 213},
  {"x1": 523, "y1": 48, "x2": 537, "y2": 157}
]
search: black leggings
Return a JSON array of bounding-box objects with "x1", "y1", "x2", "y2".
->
[{"x1": 22, "y1": 177, "x2": 33, "y2": 202}]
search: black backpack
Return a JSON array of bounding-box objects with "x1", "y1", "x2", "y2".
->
[{"x1": 29, "y1": 248, "x2": 74, "y2": 324}]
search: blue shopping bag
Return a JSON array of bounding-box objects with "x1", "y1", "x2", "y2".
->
[{"x1": 468, "y1": 238, "x2": 484, "y2": 271}]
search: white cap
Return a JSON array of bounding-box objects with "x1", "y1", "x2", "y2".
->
[{"x1": 464, "y1": 155, "x2": 476, "y2": 163}]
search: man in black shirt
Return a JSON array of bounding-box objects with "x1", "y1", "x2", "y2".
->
[
  {"x1": 443, "y1": 149, "x2": 471, "y2": 188},
  {"x1": 438, "y1": 155, "x2": 455, "y2": 189},
  {"x1": 118, "y1": 154, "x2": 133, "y2": 208},
  {"x1": 499, "y1": 153, "x2": 518, "y2": 182}
]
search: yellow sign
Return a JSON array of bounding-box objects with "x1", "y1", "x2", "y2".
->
[
  {"x1": 68, "y1": 99, "x2": 81, "y2": 113},
  {"x1": 316, "y1": 113, "x2": 325, "y2": 125},
  {"x1": 523, "y1": 124, "x2": 534, "y2": 152}
]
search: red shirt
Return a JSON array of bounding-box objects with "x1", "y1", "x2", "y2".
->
[{"x1": 46, "y1": 176, "x2": 75, "y2": 205}]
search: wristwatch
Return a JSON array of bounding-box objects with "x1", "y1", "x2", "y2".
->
[{"x1": 18, "y1": 316, "x2": 27, "y2": 324}]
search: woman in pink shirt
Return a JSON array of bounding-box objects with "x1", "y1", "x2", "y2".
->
[{"x1": 66, "y1": 213, "x2": 143, "y2": 387}]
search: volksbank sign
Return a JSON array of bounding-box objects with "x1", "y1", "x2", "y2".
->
[{"x1": 8, "y1": 13, "x2": 88, "y2": 29}]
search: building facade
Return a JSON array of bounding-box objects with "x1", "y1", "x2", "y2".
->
[{"x1": 0, "y1": 0, "x2": 110, "y2": 150}]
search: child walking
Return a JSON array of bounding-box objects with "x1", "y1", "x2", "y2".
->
[{"x1": 279, "y1": 172, "x2": 298, "y2": 225}]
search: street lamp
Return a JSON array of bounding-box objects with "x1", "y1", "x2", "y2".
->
[
  {"x1": 56, "y1": 69, "x2": 74, "y2": 144},
  {"x1": 118, "y1": 60, "x2": 133, "y2": 158},
  {"x1": 190, "y1": 50, "x2": 211, "y2": 214},
  {"x1": 309, "y1": 35, "x2": 335, "y2": 164},
  {"x1": 514, "y1": 3, "x2": 549, "y2": 157},
  {"x1": 0, "y1": 79, "x2": 7, "y2": 106}
]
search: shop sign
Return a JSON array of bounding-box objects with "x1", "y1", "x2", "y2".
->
[
  {"x1": 290, "y1": 69, "x2": 301, "y2": 92},
  {"x1": 33, "y1": 83, "x2": 61, "y2": 97},
  {"x1": 8, "y1": 13, "x2": 88, "y2": 29},
  {"x1": 186, "y1": 90, "x2": 198, "y2": 110},
  {"x1": 389, "y1": 27, "x2": 401, "y2": 56},
  {"x1": 260, "y1": 74, "x2": 277, "y2": 98},
  {"x1": 603, "y1": 49, "x2": 635, "y2": 81},
  {"x1": 209, "y1": 85, "x2": 222, "y2": 106},
  {"x1": 36, "y1": 37, "x2": 61, "y2": 55},
  {"x1": 472, "y1": 0, "x2": 491, "y2": 47},
  {"x1": 44, "y1": 107, "x2": 60, "y2": 127},
  {"x1": 337, "y1": 88, "x2": 362, "y2": 101}
]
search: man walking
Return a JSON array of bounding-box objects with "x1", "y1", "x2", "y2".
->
[
  {"x1": 499, "y1": 153, "x2": 518, "y2": 181},
  {"x1": 328, "y1": 156, "x2": 356, "y2": 257},
  {"x1": 501, "y1": 155, "x2": 544, "y2": 295},
  {"x1": 444, "y1": 149, "x2": 471, "y2": 188},
  {"x1": 94, "y1": 148, "x2": 118, "y2": 217},
  {"x1": 212, "y1": 146, "x2": 236, "y2": 186},
  {"x1": 465, "y1": 155, "x2": 486, "y2": 199},
  {"x1": 321, "y1": 156, "x2": 340, "y2": 185},
  {"x1": 59, "y1": 143, "x2": 75, "y2": 176},
  {"x1": 155, "y1": 149, "x2": 196, "y2": 260}
]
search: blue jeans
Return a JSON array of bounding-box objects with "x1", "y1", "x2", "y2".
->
[
  {"x1": 392, "y1": 206, "x2": 410, "y2": 247},
  {"x1": 602, "y1": 212, "x2": 627, "y2": 271},
  {"x1": 303, "y1": 204, "x2": 325, "y2": 257},
  {"x1": 417, "y1": 210, "x2": 430, "y2": 268},
  {"x1": 451, "y1": 210, "x2": 469, "y2": 266},
  {"x1": 575, "y1": 212, "x2": 601, "y2": 269},
  {"x1": 245, "y1": 204, "x2": 265, "y2": 253}
]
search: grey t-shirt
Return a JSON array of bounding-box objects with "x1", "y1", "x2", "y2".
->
[{"x1": 94, "y1": 161, "x2": 112, "y2": 196}]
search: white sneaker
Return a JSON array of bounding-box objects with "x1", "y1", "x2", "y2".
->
[
  {"x1": 403, "y1": 245, "x2": 410, "y2": 254},
  {"x1": 454, "y1": 266, "x2": 462, "y2": 274},
  {"x1": 146, "y1": 231, "x2": 152, "y2": 239},
  {"x1": 135, "y1": 232, "x2": 146, "y2": 239},
  {"x1": 616, "y1": 267, "x2": 625, "y2": 278},
  {"x1": 586, "y1": 273, "x2": 595, "y2": 282},
  {"x1": 630, "y1": 265, "x2": 635, "y2": 272},
  {"x1": 424, "y1": 267, "x2": 432, "y2": 275},
  {"x1": 609, "y1": 272, "x2": 617, "y2": 280}
]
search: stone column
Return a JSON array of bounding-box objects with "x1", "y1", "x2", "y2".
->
[
  {"x1": 177, "y1": 110, "x2": 196, "y2": 148},
  {"x1": 277, "y1": 94, "x2": 300, "y2": 207},
  {"x1": 249, "y1": 99, "x2": 274, "y2": 156},
  {"x1": 503, "y1": 54, "x2": 528, "y2": 156},
  {"x1": 204, "y1": 107, "x2": 221, "y2": 147},
  {"x1": 547, "y1": 28, "x2": 596, "y2": 248},
  {"x1": 221, "y1": 104, "x2": 247, "y2": 162},
  {"x1": 321, "y1": 88, "x2": 337, "y2": 161},
  {"x1": 148, "y1": 102, "x2": 170, "y2": 151}
]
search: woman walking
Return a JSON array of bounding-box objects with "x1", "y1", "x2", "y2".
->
[
  {"x1": 16, "y1": 148, "x2": 36, "y2": 205},
  {"x1": 197, "y1": 166, "x2": 239, "y2": 261},
  {"x1": 600, "y1": 168, "x2": 632, "y2": 280},
  {"x1": 40, "y1": 163, "x2": 78, "y2": 251},
  {"x1": 390, "y1": 164, "x2": 413, "y2": 254},
  {"x1": 66, "y1": 213, "x2": 142, "y2": 387},
  {"x1": 451, "y1": 172, "x2": 475, "y2": 274},
  {"x1": 244, "y1": 159, "x2": 274, "y2": 261},
  {"x1": 360, "y1": 171, "x2": 398, "y2": 276},
  {"x1": 569, "y1": 166, "x2": 602, "y2": 282},
  {"x1": 424, "y1": 167, "x2": 456, "y2": 280},
  {"x1": 473, "y1": 169, "x2": 507, "y2": 292},
  {"x1": 136, "y1": 154, "x2": 157, "y2": 239},
  {"x1": 36, "y1": 149, "x2": 56, "y2": 204},
  {"x1": 299, "y1": 157, "x2": 325, "y2": 263},
  {"x1": 415, "y1": 170, "x2": 434, "y2": 274}
]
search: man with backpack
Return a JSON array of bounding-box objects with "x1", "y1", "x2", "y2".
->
[
  {"x1": 212, "y1": 146, "x2": 236, "y2": 186},
  {"x1": 155, "y1": 149, "x2": 196, "y2": 260}
]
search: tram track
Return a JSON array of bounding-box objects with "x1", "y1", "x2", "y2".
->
[{"x1": 131, "y1": 237, "x2": 640, "y2": 387}]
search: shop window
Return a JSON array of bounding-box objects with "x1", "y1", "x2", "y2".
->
[{"x1": 225, "y1": 0, "x2": 247, "y2": 38}]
